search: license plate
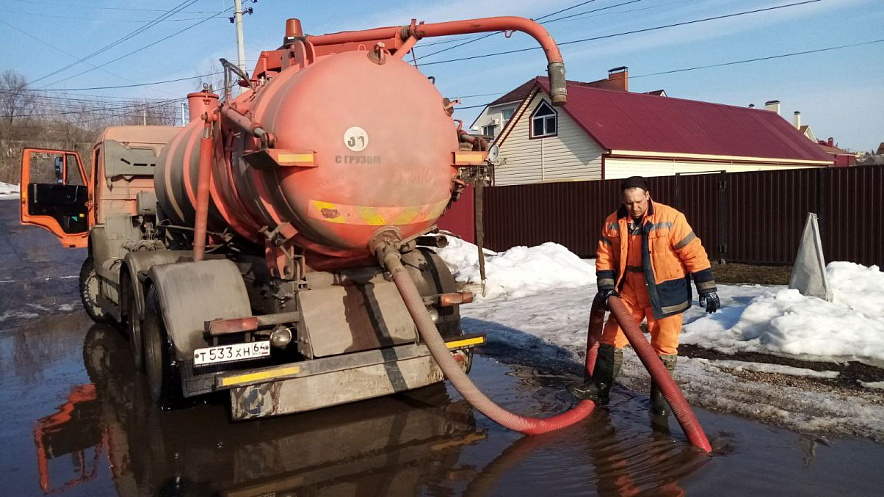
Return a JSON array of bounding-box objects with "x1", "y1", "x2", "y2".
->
[{"x1": 193, "y1": 341, "x2": 271, "y2": 366}]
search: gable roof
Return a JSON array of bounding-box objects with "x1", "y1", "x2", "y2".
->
[
  {"x1": 488, "y1": 73, "x2": 631, "y2": 107},
  {"x1": 530, "y1": 77, "x2": 832, "y2": 163}
]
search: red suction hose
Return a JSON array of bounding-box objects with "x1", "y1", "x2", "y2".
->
[
  {"x1": 608, "y1": 296, "x2": 712, "y2": 452},
  {"x1": 386, "y1": 251, "x2": 598, "y2": 434},
  {"x1": 382, "y1": 247, "x2": 711, "y2": 450}
]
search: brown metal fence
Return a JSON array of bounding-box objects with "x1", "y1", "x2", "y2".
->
[{"x1": 476, "y1": 164, "x2": 884, "y2": 267}]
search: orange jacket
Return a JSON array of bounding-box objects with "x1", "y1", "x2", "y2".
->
[{"x1": 596, "y1": 200, "x2": 716, "y2": 318}]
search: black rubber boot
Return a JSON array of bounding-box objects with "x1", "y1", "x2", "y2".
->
[
  {"x1": 650, "y1": 354, "x2": 678, "y2": 416},
  {"x1": 568, "y1": 344, "x2": 622, "y2": 404}
]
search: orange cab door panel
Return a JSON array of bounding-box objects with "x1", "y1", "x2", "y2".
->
[{"x1": 20, "y1": 148, "x2": 90, "y2": 248}]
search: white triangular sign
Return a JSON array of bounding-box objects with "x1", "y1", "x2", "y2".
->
[{"x1": 789, "y1": 213, "x2": 832, "y2": 301}]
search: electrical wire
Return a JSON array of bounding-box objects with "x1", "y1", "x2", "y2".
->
[
  {"x1": 449, "y1": 37, "x2": 882, "y2": 112},
  {"x1": 420, "y1": 0, "x2": 823, "y2": 66},
  {"x1": 40, "y1": 7, "x2": 229, "y2": 89},
  {"x1": 29, "y1": 0, "x2": 199, "y2": 86}
]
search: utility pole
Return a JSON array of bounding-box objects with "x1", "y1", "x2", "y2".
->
[
  {"x1": 180, "y1": 102, "x2": 187, "y2": 126},
  {"x1": 233, "y1": 0, "x2": 247, "y2": 94},
  {"x1": 143, "y1": 102, "x2": 147, "y2": 126}
]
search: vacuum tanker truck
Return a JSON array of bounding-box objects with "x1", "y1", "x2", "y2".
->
[{"x1": 19, "y1": 16, "x2": 568, "y2": 420}]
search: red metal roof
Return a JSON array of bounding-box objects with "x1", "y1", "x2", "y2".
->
[{"x1": 534, "y1": 77, "x2": 832, "y2": 163}]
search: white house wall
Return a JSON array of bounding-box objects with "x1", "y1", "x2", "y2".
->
[
  {"x1": 471, "y1": 103, "x2": 519, "y2": 139},
  {"x1": 604, "y1": 158, "x2": 820, "y2": 179},
  {"x1": 496, "y1": 93, "x2": 604, "y2": 186}
]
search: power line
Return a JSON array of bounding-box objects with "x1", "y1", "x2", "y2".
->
[
  {"x1": 545, "y1": 0, "x2": 694, "y2": 23},
  {"x1": 421, "y1": 0, "x2": 823, "y2": 66},
  {"x1": 36, "y1": 72, "x2": 224, "y2": 92},
  {"x1": 40, "y1": 7, "x2": 229, "y2": 89},
  {"x1": 449, "y1": 36, "x2": 880, "y2": 112},
  {"x1": 631, "y1": 38, "x2": 884, "y2": 79},
  {"x1": 0, "y1": 17, "x2": 136, "y2": 85},
  {"x1": 417, "y1": 0, "x2": 603, "y2": 60},
  {"x1": 29, "y1": 0, "x2": 199, "y2": 86},
  {"x1": 543, "y1": 0, "x2": 643, "y2": 23},
  {"x1": 19, "y1": 1, "x2": 218, "y2": 14},
  {"x1": 0, "y1": 7, "x2": 225, "y2": 23}
]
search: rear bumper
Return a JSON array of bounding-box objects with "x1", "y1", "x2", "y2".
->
[{"x1": 180, "y1": 335, "x2": 483, "y2": 420}]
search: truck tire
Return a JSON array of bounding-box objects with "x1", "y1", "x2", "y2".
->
[
  {"x1": 79, "y1": 257, "x2": 107, "y2": 323},
  {"x1": 121, "y1": 273, "x2": 145, "y2": 373},
  {"x1": 142, "y1": 285, "x2": 181, "y2": 409}
]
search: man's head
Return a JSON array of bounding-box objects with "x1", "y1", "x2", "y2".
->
[{"x1": 620, "y1": 176, "x2": 651, "y2": 219}]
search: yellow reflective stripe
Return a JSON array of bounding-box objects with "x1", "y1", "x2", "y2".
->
[
  {"x1": 598, "y1": 278, "x2": 616, "y2": 288},
  {"x1": 446, "y1": 336, "x2": 485, "y2": 349},
  {"x1": 311, "y1": 200, "x2": 346, "y2": 223},
  {"x1": 453, "y1": 151, "x2": 487, "y2": 164},
  {"x1": 674, "y1": 232, "x2": 696, "y2": 250},
  {"x1": 648, "y1": 221, "x2": 674, "y2": 232},
  {"x1": 309, "y1": 199, "x2": 448, "y2": 226},
  {"x1": 356, "y1": 206, "x2": 386, "y2": 225},
  {"x1": 220, "y1": 366, "x2": 300, "y2": 387},
  {"x1": 277, "y1": 152, "x2": 314, "y2": 164},
  {"x1": 661, "y1": 301, "x2": 691, "y2": 314},
  {"x1": 696, "y1": 280, "x2": 717, "y2": 291}
]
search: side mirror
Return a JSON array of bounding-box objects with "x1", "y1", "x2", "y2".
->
[{"x1": 54, "y1": 156, "x2": 64, "y2": 184}]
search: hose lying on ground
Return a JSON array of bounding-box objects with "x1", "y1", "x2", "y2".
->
[{"x1": 384, "y1": 250, "x2": 711, "y2": 450}]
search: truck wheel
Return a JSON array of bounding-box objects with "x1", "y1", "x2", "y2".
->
[
  {"x1": 122, "y1": 274, "x2": 145, "y2": 373},
  {"x1": 142, "y1": 285, "x2": 181, "y2": 409},
  {"x1": 79, "y1": 257, "x2": 107, "y2": 323}
]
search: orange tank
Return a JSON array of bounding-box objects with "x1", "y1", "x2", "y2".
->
[
  {"x1": 157, "y1": 50, "x2": 458, "y2": 259},
  {"x1": 156, "y1": 17, "x2": 566, "y2": 267}
]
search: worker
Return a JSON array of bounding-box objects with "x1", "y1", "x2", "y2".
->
[{"x1": 569, "y1": 176, "x2": 720, "y2": 416}]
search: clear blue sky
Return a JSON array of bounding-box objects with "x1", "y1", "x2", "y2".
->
[{"x1": 1, "y1": 0, "x2": 882, "y2": 151}]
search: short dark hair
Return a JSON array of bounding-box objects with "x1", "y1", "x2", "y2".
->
[{"x1": 620, "y1": 176, "x2": 649, "y2": 192}]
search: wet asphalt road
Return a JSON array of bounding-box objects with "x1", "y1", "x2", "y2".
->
[{"x1": 2, "y1": 197, "x2": 883, "y2": 497}]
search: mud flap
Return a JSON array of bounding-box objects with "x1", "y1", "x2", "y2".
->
[{"x1": 148, "y1": 259, "x2": 251, "y2": 360}]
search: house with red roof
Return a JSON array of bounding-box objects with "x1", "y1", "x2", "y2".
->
[
  {"x1": 470, "y1": 67, "x2": 634, "y2": 140},
  {"x1": 487, "y1": 74, "x2": 834, "y2": 186}
]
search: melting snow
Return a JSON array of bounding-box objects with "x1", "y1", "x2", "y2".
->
[
  {"x1": 435, "y1": 236, "x2": 884, "y2": 440},
  {"x1": 0, "y1": 182, "x2": 19, "y2": 199}
]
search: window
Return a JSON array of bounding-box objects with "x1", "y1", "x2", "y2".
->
[
  {"x1": 482, "y1": 124, "x2": 496, "y2": 137},
  {"x1": 501, "y1": 107, "x2": 515, "y2": 127},
  {"x1": 530, "y1": 101, "x2": 557, "y2": 138}
]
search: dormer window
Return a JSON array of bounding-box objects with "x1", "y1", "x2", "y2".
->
[{"x1": 530, "y1": 101, "x2": 557, "y2": 138}]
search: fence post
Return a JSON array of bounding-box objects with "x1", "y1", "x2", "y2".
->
[
  {"x1": 718, "y1": 171, "x2": 729, "y2": 263},
  {"x1": 816, "y1": 167, "x2": 830, "y2": 261},
  {"x1": 675, "y1": 172, "x2": 682, "y2": 209}
]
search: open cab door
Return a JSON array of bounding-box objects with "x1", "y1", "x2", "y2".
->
[{"x1": 20, "y1": 148, "x2": 90, "y2": 248}]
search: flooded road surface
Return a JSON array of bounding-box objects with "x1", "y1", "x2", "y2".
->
[{"x1": 2, "y1": 198, "x2": 883, "y2": 496}]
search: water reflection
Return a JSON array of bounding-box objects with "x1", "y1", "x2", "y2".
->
[
  {"x1": 55, "y1": 325, "x2": 482, "y2": 496},
  {"x1": 463, "y1": 406, "x2": 709, "y2": 496}
]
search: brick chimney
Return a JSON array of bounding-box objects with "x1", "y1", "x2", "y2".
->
[
  {"x1": 764, "y1": 100, "x2": 781, "y2": 115},
  {"x1": 793, "y1": 111, "x2": 801, "y2": 129},
  {"x1": 827, "y1": 137, "x2": 834, "y2": 147},
  {"x1": 608, "y1": 66, "x2": 628, "y2": 91}
]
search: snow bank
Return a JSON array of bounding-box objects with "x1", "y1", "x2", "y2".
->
[
  {"x1": 435, "y1": 236, "x2": 595, "y2": 300},
  {"x1": 0, "y1": 182, "x2": 19, "y2": 199},
  {"x1": 683, "y1": 262, "x2": 884, "y2": 362}
]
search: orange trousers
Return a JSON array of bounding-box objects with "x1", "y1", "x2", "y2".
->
[{"x1": 600, "y1": 271, "x2": 683, "y2": 356}]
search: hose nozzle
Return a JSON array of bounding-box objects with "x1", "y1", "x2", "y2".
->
[{"x1": 548, "y1": 62, "x2": 567, "y2": 106}]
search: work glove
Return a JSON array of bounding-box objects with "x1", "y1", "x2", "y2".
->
[
  {"x1": 699, "y1": 291, "x2": 720, "y2": 314},
  {"x1": 595, "y1": 288, "x2": 620, "y2": 309}
]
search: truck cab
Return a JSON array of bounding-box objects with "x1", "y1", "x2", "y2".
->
[{"x1": 20, "y1": 126, "x2": 180, "y2": 323}]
